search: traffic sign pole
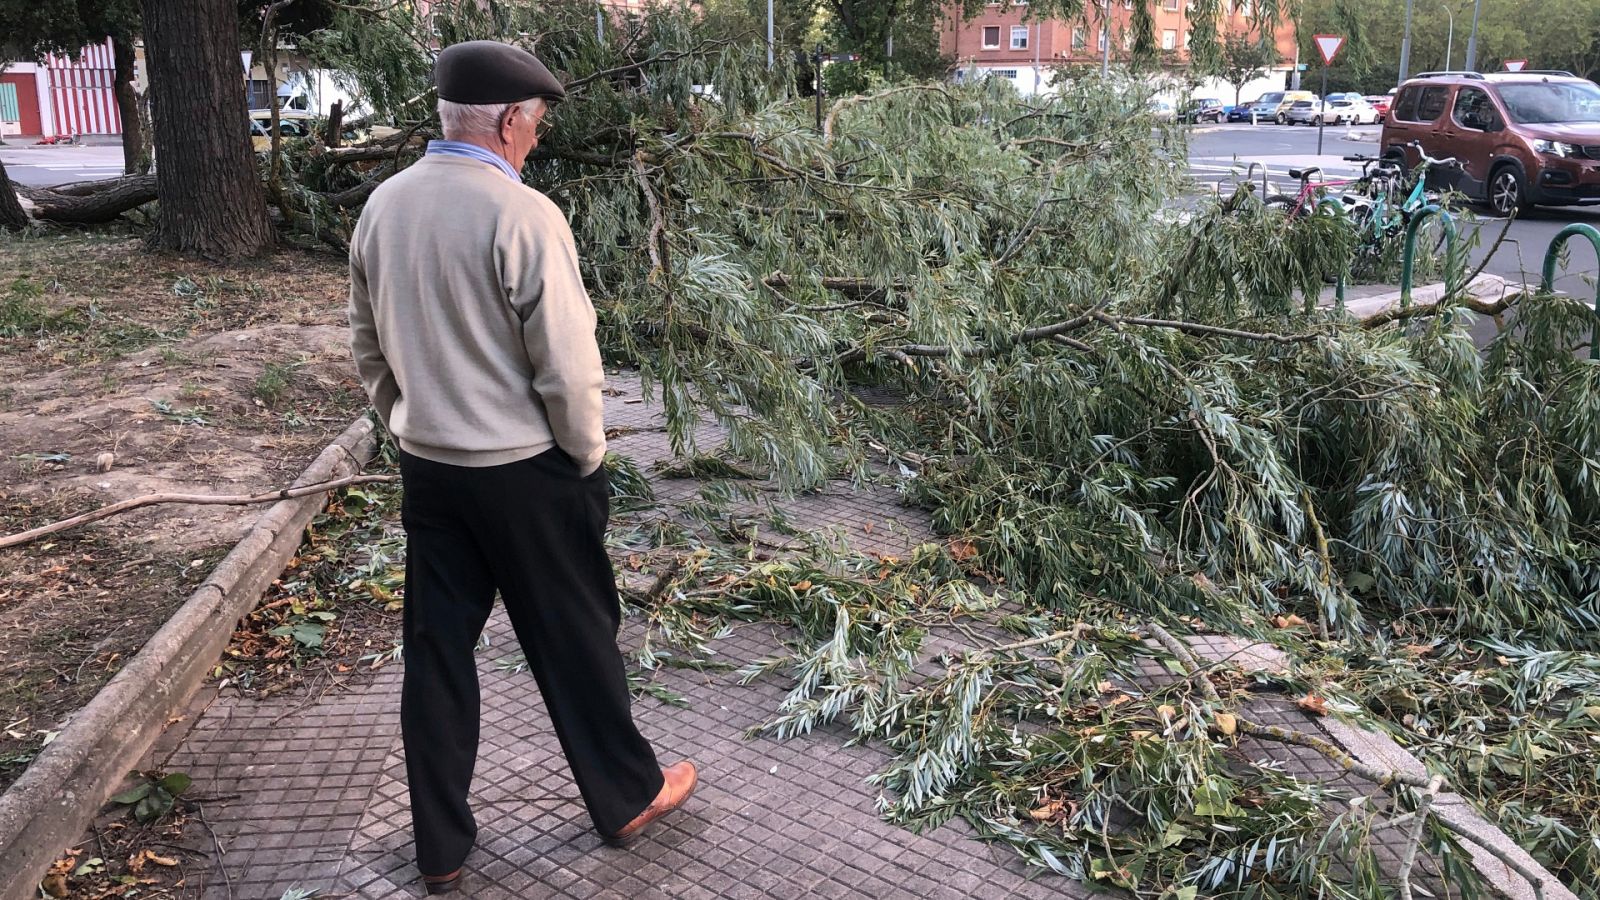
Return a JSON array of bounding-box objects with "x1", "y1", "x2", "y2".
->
[
  {"x1": 1311, "y1": 35, "x2": 1346, "y2": 157},
  {"x1": 1318, "y1": 64, "x2": 1328, "y2": 155}
]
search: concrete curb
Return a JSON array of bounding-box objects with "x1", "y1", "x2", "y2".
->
[
  {"x1": 1338, "y1": 273, "x2": 1514, "y2": 319},
  {"x1": 1317, "y1": 717, "x2": 1578, "y2": 900},
  {"x1": 1188, "y1": 636, "x2": 1575, "y2": 899},
  {"x1": 0, "y1": 416, "x2": 378, "y2": 900}
]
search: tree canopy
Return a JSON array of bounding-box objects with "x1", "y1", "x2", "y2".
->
[{"x1": 0, "y1": 0, "x2": 139, "y2": 60}]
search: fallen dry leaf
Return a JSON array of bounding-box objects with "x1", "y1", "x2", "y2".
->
[
  {"x1": 1271, "y1": 614, "x2": 1310, "y2": 629},
  {"x1": 1027, "y1": 799, "x2": 1064, "y2": 821},
  {"x1": 1296, "y1": 694, "x2": 1329, "y2": 716},
  {"x1": 791, "y1": 580, "x2": 813, "y2": 592},
  {"x1": 1215, "y1": 712, "x2": 1238, "y2": 736},
  {"x1": 948, "y1": 538, "x2": 978, "y2": 561},
  {"x1": 40, "y1": 873, "x2": 67, "y2": 898}
]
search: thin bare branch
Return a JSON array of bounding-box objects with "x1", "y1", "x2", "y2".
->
[{"x1": 0, "y1": 474, "x2": 399, "y2": 551}]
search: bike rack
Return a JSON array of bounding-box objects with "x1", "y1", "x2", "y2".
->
[
  {"x1": 1399, "y1": 204, "x2": 1461, "y2": 310},
  {"x1": 1313, "y1": 197, "x2": 1349, "y2": 311},
  {"x1": 1243, "y1": 161, "x2": 1270, "y2": 200},
  {"x1": 1539, "y1": 223, "x2": 1600, "y2": 361}
]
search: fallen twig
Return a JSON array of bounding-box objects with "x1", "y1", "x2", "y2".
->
[{"x1": 0, "y1": 474, "x2": 399, "y2": 551}]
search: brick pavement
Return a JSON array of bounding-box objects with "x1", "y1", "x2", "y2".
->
[{"x1": 145, "y1": 374, "x2": 1455, "y2": 898}]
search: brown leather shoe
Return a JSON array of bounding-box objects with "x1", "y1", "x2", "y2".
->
[
  {"x1": 602, "y1": 761, "x2": 698, "y2": 846},
  {"x1": 423, "y1": 868, "x2": 462, "y2": 895}
]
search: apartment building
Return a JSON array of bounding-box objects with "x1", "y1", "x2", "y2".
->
[{"x1": 941, "y1": 0, "x2": 1300, "y2": 99}]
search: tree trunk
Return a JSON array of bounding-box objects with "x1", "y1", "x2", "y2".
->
[
  {"x1": 143, "y1": 0, "x2": 274, "y2": 258},
  {"x1": 0, "y1": 159, "x2": 28, "y2": 230},
  {"x1": 325, "y1": 99, "x2": 344, "y2": 148},
  {"x1": 112, "y1": 34, "x2": 146, "y2": 176}
]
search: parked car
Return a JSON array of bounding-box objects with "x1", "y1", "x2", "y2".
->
[
  {"x1": 1284, "y1": 99, "x2": 1322, "y2": 125},
  {"x1": 249, "y1": 109, "x2": 314, "y2": 151},
  {"x1": 1147, "y1": 98, "x2": 1176, "y2": 121},
  {"x1": 1365, "y1": 95, "x2": 1393, "y2": 121},
  {"x1": 1182, "y1": 98, "x2": 1225, "y2": 123},
  {"x1": 1321, "y1": 97, "x2": 1379, "y2": 124},
  {"x1": 1226, "y1": 101, "x2": 1258, "y2": 122},
  {"x1": 1252, "y1": 90, "x2": 1318, "y2": 124},
  {"x1": 1380, "y1": 70, "x2": 1600, "y2": 216}
]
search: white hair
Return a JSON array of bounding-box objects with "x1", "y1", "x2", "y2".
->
[{"x1": 437, "y1": 97, "x2": 545, "y2": 140}]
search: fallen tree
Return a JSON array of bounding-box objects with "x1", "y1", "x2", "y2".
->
[
  {"x1": 19, "y1": 0, "x2": 1600, "y2": 893},
  {"x1": 15, "y1": 174, "x2": 158, "y2": 225}
]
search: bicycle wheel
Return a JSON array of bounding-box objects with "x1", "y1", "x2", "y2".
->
[{"x1": 1264, "y1": 195, "x2": 1301, "y2": 219}]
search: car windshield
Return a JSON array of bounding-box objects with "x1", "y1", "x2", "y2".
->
[{"x1": 1497, "y1": 82, "x2": 1600, "y2": 124}]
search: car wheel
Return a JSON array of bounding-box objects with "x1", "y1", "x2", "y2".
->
[
  {"x1": 1276, "y1": 113, "x2": 1287, "y2": 125},
  {"x1": 1487, "y1": 164, "x2": 1529, "y2": 217}
]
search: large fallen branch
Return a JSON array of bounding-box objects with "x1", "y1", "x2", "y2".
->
[
  {"x1": 16, "y1": 174, "x2": 158, "y2": 224},
  {"x1": 0, "y1": 474, "x2": 399, "y2": 551}
]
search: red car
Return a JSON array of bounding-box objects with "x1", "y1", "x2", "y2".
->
[{"x1": 1365, "y1": 95, "x2": 1393, "y2": 122}]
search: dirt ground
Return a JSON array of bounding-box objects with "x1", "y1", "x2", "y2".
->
[{"x1": 0, "y1": 228, "x2": 368, "y2": 793}]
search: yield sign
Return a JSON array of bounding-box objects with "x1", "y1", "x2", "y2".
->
[
  {"x1": 1504, "y1": 59, "x2": 1528, "y2": 72},
  {"x1": 1313, "y1": 34, "x2": 1345, "y2": 66}
]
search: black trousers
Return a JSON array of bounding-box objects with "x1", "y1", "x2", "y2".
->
[{"x1": 397, "y1": 447, "x2": 664, "y2": 877}]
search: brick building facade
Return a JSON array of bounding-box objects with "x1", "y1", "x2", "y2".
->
[{"x1": 940, "y1": 1, "x2": 1301, "y2": 99}]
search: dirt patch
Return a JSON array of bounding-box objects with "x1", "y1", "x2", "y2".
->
[{"x1": 0, "y1": 231, "x2": 368, "y2": 791}]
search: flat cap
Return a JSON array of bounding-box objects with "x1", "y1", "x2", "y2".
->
[{"x1": 434, "y1": 40, "x2": 566, "y2": 105}]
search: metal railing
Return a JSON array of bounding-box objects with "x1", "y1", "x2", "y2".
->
[
  {"x1": 1398, "y1": 204, "x2": 1460, "y2": 309},
  {"x1": 1540, "y1": 223, "x2": 1600, "y2": 361}
]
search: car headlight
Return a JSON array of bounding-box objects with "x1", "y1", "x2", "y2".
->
[{"x1": 1533, "y1": 139, "x2": 1579, "y2": 157}]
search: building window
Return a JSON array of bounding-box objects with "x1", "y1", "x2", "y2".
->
[
  {"x1": 246, "y1": 79, "x2": 273, "y2": 109},
  {"x1": 982, "y1": 26, "x2": 1001, "y2": 49},
  {"x1": 1072, "y1": 28, "x2": 1087, "y2": 52},
  {"x1": 1011, "y1": 26, "x2": 1029, "y2": 49},
  {"x1": 1165, "y1": 0, "x2": 1179, "y2": 8},
  {"x1": 1098, "y1": 30, "x2": 1108, "y2": 51},
  {"x1": 992, "y1": 69, "x2": 1019, "y2": 79},
  {"x1": 1162, "y1": 29, "x2": 1178, "y2": 50}
]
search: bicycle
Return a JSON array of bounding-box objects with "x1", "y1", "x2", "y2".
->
[
  {"x1": 1266, "y1": 141, "x2": 1461, "y2": 258},
  {"x1": 1340, "y1": 142, "x2": 1462, "y2": 251}
]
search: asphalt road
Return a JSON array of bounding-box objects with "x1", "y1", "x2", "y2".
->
[
  {"x1": 1186, "y1": 122, "x2": 1600, "y2": 301},
  {"x1": 0, "y1": 143, "x2": 127, "y2": 188}
]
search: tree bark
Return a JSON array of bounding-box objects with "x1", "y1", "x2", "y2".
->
[
  {"x1": 0, "y1": 159, "x2": 29, "y2": 230},
  {"x1": 16, "y1": 175, "x2": 158, "y2": 224},
  {"x1": 112, "y1": 34, "x2": 146, "y2": 176},
  {"x1": 143, "y1": 0, "x2": 274, "y2": 258},
  {"x1": 325, "y1": 99, "x2": 344, "y2": 148}
]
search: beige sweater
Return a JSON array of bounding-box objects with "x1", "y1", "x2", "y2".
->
[{"x1": 349, "y1": 154, "x2": 606, "y2": 473}]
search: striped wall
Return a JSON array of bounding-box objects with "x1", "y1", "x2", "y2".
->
[{"x1": 43, "y1": 39, "x2": 123, "y2": 136}]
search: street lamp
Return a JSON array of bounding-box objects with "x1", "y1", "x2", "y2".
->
[
  {"x1": 1398, "y1": 0, "x2": 1416, "y2": 84},
  {"x1": 1464, "y1": 0, "x2": 1483, "y2": 71},
  {"x1": 1441, "y1": 3, "x2": 1455, "y2": 72}
]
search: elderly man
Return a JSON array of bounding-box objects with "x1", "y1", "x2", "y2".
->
[{"x1": 348, "y1": 40, "x2": 697, "y2": 894}]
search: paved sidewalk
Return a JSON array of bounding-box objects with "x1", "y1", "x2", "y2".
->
[{"x1": 138, "y1": 375, "x2": 1455, "y2": 899}]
